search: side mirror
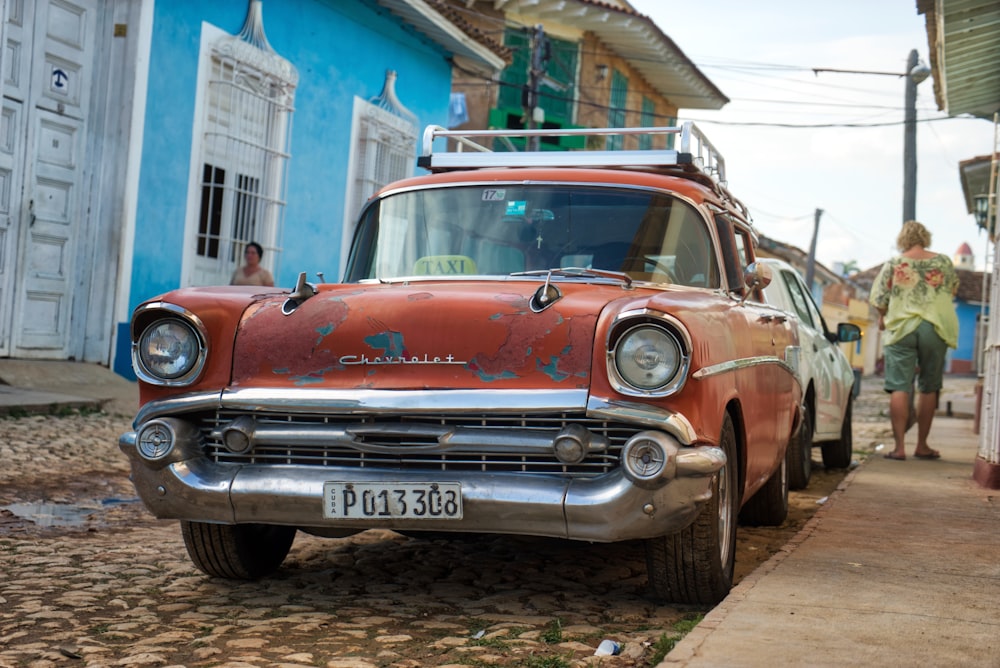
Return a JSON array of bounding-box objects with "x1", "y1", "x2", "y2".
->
[
  {"x1": 837, "y1": 322, "x2": 862, "y2": 343},
  {"x1": 743, "y1": 261, "x2": 773, "y2": 291}
]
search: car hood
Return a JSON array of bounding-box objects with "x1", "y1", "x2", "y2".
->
[{"x1": 230, "y1": 280, "x2": 642, "y2": 390}]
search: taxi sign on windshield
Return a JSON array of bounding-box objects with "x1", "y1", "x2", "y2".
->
[{"x1": 413, "y1": 255, "x2": 477, "y2": 275}]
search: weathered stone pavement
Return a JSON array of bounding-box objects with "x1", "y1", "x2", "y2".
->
[
  {"x1": 3, "y1": 371, "x2": 941, "y2": 667},
  {"x1": 0, "y1": 413, "x2": 700, "y2": 667}
]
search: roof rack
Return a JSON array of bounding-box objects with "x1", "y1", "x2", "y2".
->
[{"x1": 417, "y1": 122, "x2": 727, "y2": 184}]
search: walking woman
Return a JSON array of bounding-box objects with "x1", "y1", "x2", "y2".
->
[{"x1": 869, "y1": 220, "x2": 959, "y2": 461}]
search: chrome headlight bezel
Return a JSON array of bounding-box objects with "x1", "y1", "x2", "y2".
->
[
  {"x1": 131, "y1": 303, "x2": 208, "y2": 386},
  {"x1": 606, "y1": 310, "x2": 691, "y2": 397}
]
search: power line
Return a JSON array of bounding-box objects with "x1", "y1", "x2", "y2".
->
[
  {"x1": 453, "y1": 71, "x2": 961, "y2": 129},
  {"x1": 442, "y1": 3, "x2": 920, "y2": 108},
  {"x1": 687, "y1": 116, "x2": 960, "y2": 129},
  {"x1": 442, "y1": 8, "x2": 961, "y2": 128},
  {"x1": 453, "y1": 49, "x2": 943, "y2": 125},
  {"x1": 729, "y1": 97, "x2": 910, "y2": 111}
]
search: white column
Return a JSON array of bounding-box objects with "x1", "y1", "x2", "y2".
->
[{"x1": 977, "y1": 117, "x2": 999, "y2": 475}]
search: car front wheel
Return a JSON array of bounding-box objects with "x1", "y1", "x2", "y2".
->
[
  {"x1": 821, "y1": 397, "x2": 853, "y2": 470},
  {"x1": 645, "y1": 414, "x2": 739, "y2": 605},
  {"x1": 181, "y1": 521, "x2": 296, "y2": 579}
]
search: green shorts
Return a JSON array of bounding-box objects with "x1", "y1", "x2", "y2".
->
[{"x1": 883, "y1": 320, "x2": 948, "y2": 393}]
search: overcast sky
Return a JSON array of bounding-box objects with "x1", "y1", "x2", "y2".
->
[{"x1": 628, "y1": 0, "x2": 995, "y2": 273}]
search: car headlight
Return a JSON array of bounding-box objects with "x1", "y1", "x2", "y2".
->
[
  {"x1": 608, "y1": 315, "x2": 689, "y2": 396},
  {"x1": 615, "y1": 324, "x2": 680, "y2": 389},
  {"x1": 132, "y1": 312, "x2": 207, "y2": 385}
]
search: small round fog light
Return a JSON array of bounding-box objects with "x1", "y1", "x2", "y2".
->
[
  {"x1": 224, "y1": 430, "x2": 250, "y2": 453},
  {"x1": 621, "y1": 431, "x2": 679, "y2": 488},
  {"x1": 554, "y1": 435, "x2": 584, "y2": 463},
  {"x1": 628, "y1": 439, "x2": 665, "y2": 475},
  {"x1": 553, "y1": 423, "x2": 591, "y2": 464},
  {"x1": 137, "y1": 420, "x2": 175, "y2": 461},
  {"x1": 222, "y1": 415, "x2": 257, "y2": 454}
]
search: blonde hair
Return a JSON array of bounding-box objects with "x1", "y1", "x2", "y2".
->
[{"x1": 897, "y1": 220, "x2": 932, "y2": 252}]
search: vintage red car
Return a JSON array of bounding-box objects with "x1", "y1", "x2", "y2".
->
[{"x1": 120, "y1": 124, "x2": 801, "y2": 604}]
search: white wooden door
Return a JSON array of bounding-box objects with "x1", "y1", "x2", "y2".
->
[
  {"x1": 1, "y1": 0, "x2": 97, "y2": 358},
  {"x1": 0, "y1": 0, "x2": 28, "y2": 356}
]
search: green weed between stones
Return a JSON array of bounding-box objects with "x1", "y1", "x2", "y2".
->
[{"x1": 648, "y1": 613, "x2": 705, "y2": 664}]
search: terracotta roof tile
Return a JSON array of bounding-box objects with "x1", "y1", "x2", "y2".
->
[
  {"x1": 956, "y1": 268, "x2": 991, "y2": 303},
  {"x1": 430, "y1": 0, "x2": 512, "y2": 63}
]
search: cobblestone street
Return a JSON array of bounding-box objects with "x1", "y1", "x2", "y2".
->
[{"x1": 0, "y1": 376, "x2": 935, "y2": 668}]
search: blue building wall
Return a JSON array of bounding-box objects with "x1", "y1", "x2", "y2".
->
[
  {"x1": 117, "y1": 0, "x2": 456, "y2": 376},
  {"x1": 953, "y1": 300, "x2": 984, "y2": 369}
]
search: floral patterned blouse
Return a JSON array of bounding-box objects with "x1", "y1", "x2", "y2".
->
[{"x1": 869, "y1": 253, "x2": 959, "y2": 348}]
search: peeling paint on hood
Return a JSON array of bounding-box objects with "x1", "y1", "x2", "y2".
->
[{"x1": 231, "y1": 281, "x2": 636, "y2": 391}]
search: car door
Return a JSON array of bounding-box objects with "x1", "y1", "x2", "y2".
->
[{"x1": 721, "y1": 228, "x2": 800, "y2": 488}]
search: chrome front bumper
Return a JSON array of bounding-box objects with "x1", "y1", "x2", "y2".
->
[{"x1": 119, "y1": 388, "x2": 725, "y2": 542}]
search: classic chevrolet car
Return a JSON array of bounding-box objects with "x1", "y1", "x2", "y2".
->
[
  {"x1": 759, "y1": 258, "x2": 861, "y2": 489},
  {"x1": 120, "y1": 123, "x2": 801, "y2": 605}
]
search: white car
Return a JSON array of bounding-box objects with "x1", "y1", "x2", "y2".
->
[{"x1": 760, "y1": 258, "x2": 861, "y2": 489}]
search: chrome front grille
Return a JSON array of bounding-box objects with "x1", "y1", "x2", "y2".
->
[{"x1": 201, "y1": 411, "x2": 635, "y2": 476}]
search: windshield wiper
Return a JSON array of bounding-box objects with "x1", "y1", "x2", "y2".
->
[{"x1": 512, "y1": 267, "x2": 633, "y2": 288}]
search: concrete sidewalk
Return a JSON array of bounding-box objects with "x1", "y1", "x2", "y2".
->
[
  {"x1": 0, "y1": 359, "x2": 138, "y2": 417},
  {"x1": 661, "y1": 412, "x2": 1000, "y2": 667},
  {"x1": 1, "y1": 361, "x2": 997, "y2": 665}
]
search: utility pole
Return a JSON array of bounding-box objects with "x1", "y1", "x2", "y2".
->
[
  {"x1": 902, "y1": 48, "x2": 922, "y2": 223},
  {"x1": 523, "y1": 24, "x2": 549, "y2": 151},
  {"x1": 805, "y1": 208, "x2": 823, "y2": 288}
]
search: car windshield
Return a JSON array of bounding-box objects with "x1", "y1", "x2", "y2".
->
[{"x1": 344, "y1": 184, "x2": 720, "y2": 288}]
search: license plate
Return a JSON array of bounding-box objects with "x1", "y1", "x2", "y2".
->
[{"x1": 323, "y1": 482, "x2": 463, "y2": 519}]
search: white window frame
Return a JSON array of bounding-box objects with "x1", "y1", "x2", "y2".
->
[
  {"x1": 182, "y1": 19, "x2": 296, "y2": 287},
  {"x1": 340, "y1": 71, "x2": 417, "y2": 278}
]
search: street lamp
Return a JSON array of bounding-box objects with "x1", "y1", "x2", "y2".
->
[
  {"x1": 974, "y1": 194, "x2": 995, "y2": 235},
  {"x1": 903, "y1": 49, "x2": 931, "y2": 223}
]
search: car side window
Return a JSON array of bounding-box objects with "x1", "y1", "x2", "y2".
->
[
  {"x1": 733, "y1": 230, "x2": 749, "y2": 269},
  {"x1": 781, "y1": 269, "x2": 816, "y2": 328},
  {"x1": 732, "y1": 229, "x2": 765, "y2": 302},
  {"x1": 714, "y1": 214, "x2": 744, "y2": 294},
  {"x1": 802, "y1": 278, "x2": 830, "y2": 335}
]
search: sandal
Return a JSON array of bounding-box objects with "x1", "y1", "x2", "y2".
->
[
  {"x1": 884, "y1": 452, "x2": 906, "y2": 460},
  {"x1": 914, "y1": 449, "x2": 941, "y2": 460}
]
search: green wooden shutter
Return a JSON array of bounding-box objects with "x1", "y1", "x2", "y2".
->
[
  {"x1": 639, "y1": 97, "x2": 654, "y2": 149},
  {"x1": 607, "y1": 70, "x2": 628, "y2": 150},
  {"x1": 497, "y1": 27, "x2": 578, "y2": 128}
]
